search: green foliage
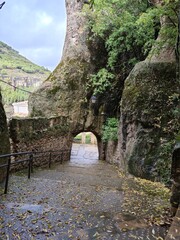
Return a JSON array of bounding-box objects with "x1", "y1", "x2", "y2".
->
[
  {"x1": 90, "y1": 68, "x2": 114, "y2": 94},
  {"x1": 1, "y1": 69, "x2": 7, "y2": 75},
  {"x1": 74, "y1": 134, "x2": 82, "y2": 142},
  {"x1": 85, "y1": 0, "x2": 178, "y2": 95},
  {"x1": 74, "y1": 133, "x2": 92, "y2": 144},
  {"x1": 0, "y1": 41, "x2": 50, "y2": 105},
  {"x1": 88, "y1": 0, "x2": 157, "y2": 66},
  {"x1": 102, "y1": 117, "x2": 118, "y2": 142},
  {"x1": 0, "y1": 82, "x2": 34, "y2": 104},
  {"x1": 85, "y1": 133, "x2": 91, "y2": 144}
]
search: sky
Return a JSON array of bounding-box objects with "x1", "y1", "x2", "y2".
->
[{"x1": 0, "y1": 0, "x2": 66, "y2": 71}]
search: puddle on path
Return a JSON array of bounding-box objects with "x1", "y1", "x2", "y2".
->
[{"x1": 5, "y1": 202, "x2": 44, "y2": 213}]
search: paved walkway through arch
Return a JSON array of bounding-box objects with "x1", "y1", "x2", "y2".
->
[{"x1": 0, "y1": 144, "x2": 170, "y2": 239}]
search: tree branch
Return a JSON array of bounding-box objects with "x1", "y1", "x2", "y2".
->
[{"x1": 0, "y1": 1, "x2": 5, "y2": 10}]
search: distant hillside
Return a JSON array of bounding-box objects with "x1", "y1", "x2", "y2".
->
[
  {"x1": 0, "y1": 41, "x2": 51, "y2": 104},
  {"x1": 0, "y1": 41, "x2": 50, "y2": 75}
]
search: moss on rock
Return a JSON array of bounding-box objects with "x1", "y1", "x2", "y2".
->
[
  {"x1": 29, "y1": 57, "x2": 92, "y2": 119},
  {"x1": 120, "y1": 61, "x2": 179, "y2": 181}
]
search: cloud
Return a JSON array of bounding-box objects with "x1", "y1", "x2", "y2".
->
[
  {"x1": 19, "y1": 47, "x2": 60, "y2": 71},
  {"x1": 0, "y1": 0, "x2": 66, "y2": 70},
  {"x1": 37, "y1": 12, "x2": 53, "y2": 26}
]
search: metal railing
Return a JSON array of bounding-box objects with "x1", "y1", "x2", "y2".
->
[{"x1": 0, "y1": 149, "x2": 70, "y2": 194}]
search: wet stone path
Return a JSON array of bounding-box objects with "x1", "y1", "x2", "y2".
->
[{"x1": 0, "y1": 144, "x2": 169, "y2": 239}]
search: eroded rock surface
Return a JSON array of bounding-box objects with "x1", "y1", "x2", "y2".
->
[
  {"x1": 0, "y1": 91, "x2": 10, "y2": 182},
  {"x1": 28, "y1": 0, "x2": 179, "y2": 180},
  {"x1": 118, "y1": 61, "x2": 179, "y2": 179},
  {"x1": 29, "y1": 0, "x2": 95, "y2": 131},
  {"x1": 117, "y1": 6, "x2": 179, "y2": 178}
]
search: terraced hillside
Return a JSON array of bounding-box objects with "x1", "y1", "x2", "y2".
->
[{"x1": 0, "y1": 41, "x2": 50, "y2": 104}]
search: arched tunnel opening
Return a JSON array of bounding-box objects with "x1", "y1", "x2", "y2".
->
[{"x1": 70, "y1": 132, "x2": 99, "y2": 165}]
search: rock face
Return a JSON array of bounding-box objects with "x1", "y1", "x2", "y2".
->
[
  {"x1": 29, "y1": 0, "x2": 90, "y2": 120},
  {"x1": 170, "y1": 142, "x2": 180, "y2": 213},
  {"x1": 29, "y1": 0, "x2": 92, "y2": 118},
  {"x1": 28, "y1": 0, "x2": 179, "y2": 180},
  {"x1": 28, "y1": 0, "x2": 105, "y2": 158},
  {"x1": 0, "y1": 92, "x2": 10, "y2": 182},
  {"x1": 118, "y1": 61, "x2": 179, "y2": 179},
  {"x1": 62, "y1": 0, "x2": 91, "y2": 62},
  {"x1": 104, "y1": 2, "x2": 179, "y2": 180},
  {"x1": 117, "y1": 12, "x2": 179, "y2": 179}
]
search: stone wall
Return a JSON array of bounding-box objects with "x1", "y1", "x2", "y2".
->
[{"x1": 8, "y1": 116, "x2": 72, "y2": 170}]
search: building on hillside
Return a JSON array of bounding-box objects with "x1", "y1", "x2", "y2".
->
[
  {"x1": 12, "y1": 77, "x2": 43, "y2": 88},
  {"x1": 12, "y1": 101, "x2": 28, "y2": 116}
]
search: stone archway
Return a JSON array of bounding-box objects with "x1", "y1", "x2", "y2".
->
[
  {"x1": 73, "y1": 132, "x2": 97, "y2": 145},
  {"x1": 70, "y1": 132, "x2": 99, "y2": 164},
  {"x1": 70, "y1": 130, "x2": 105, "y2": 161},
  {"x1": 28, "y1": 0, "x2": 106, "y2": 160}
]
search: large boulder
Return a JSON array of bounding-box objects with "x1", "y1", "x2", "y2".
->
[
  {"x1": 117, "y1": 5, "x2": 179, "y2": 180},
  {"x1": 28, "y1": 0, "x2": 105, "y2": 158},
  {"x1": 29, "y1": 0, "x2": 98, "y2": 126},
  {"x1": 29, "y1": 0, "x2": 95, "y2": 130},
  {"x1": 0, "y1": 92, "x2": 10, "y2": 182},
  {"x1": 119, "y1": 61, "x2": 179, "y2": 180},
  {"x1": 29, "y1": 0, "x2": 92, "y2": 119}
]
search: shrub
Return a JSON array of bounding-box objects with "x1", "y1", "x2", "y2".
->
[{"x1": 102, "y1": 118, "x2": 119, "y2": 142}]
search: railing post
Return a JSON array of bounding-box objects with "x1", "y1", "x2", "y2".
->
[
  {"x1": 4, "y1": 157, "x2": 11, "y2": 194},
  {"x1": 49, "y1": 152, "x2": 52, "y2": 168},
  {"x1": 30, "y1": 154, "x2": 33, "y2": 173},
  {"x1": 69, "y1": 150, "x2": 71, "y2": 161},
  {"x1": 28, "y1": 154, "x2": 33, "y2": 179}
]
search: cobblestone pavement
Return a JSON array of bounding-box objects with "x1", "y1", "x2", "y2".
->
[{"x1": 0, "y1": 144, "x2": 169, "y2": 239}]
